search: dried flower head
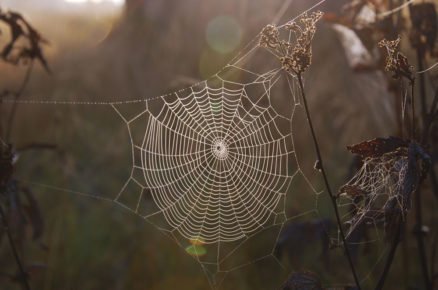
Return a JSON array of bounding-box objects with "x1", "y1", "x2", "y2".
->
[
  {"x1": 259, "y1": 11, "x2": 323, "y2": 75},
  {"x1": 378, "y1": 37, "x2": 414, "y2": 82},
  {"x1": 259, "y1": 24, "x2": 280, "y2": 49},
  {"x1": 283, "y1": 11, "x2": 323, "y2": 74}
]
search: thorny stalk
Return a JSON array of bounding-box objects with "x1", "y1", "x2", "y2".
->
[{"x1": 297, "y1": 75, "x2": 361, "y2": 290}]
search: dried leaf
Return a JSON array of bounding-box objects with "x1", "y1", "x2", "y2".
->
[
  {"x1": 341, "y1": 139, "x2": 430, "y2": 242},
  {"x1": 346, "y1": 137, "x2": 409, "y2": 159},
  {"x1": 0, "y1": 9, "x2": 50, "y2": 72}
]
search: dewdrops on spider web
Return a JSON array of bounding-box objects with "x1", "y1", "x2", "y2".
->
[
  {"x1": 106, "y1": 8, "x2": 326, "y2": 285},
  {"x1": 337, "y1": 137, "x2": 430, "y2": 240},
  {"x1": 6, "y1": 3, "x2": 331, "y2": 287}
]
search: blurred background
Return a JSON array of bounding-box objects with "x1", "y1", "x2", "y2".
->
[{"x1": 0, "y1": 0, "x2": 437, "y2": 289}]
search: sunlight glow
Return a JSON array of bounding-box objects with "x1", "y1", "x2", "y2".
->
[{"x1": 64, "y1": 0, "x2": 124, "y2": 5}]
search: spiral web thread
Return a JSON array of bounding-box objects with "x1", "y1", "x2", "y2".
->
[
  {"x1": 4, "y1": 1, "x2": 431, "y2": 287},
  {"x1": 103, "y1": 13, "x2": 325, "y2": 288},
  {"x1": 109, "y1": 58, "x2": 314, "y2": 287},
  {"x1": 5, "y1": 2, "x2": 336, "y2": 288},
  {"x1": 114, "y1": 74, "x2": 291, "y2": 243}
]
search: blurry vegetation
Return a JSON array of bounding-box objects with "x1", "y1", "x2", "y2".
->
[{"x1": 0, "y1": 0, "x2": 437, "y2": 290}]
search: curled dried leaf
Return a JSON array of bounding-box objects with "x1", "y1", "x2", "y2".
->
[
  {"x1": 346, "y1": 136, "x2": 409, "y2": 159},
  {"x1": 0, "y1": 8, "x2": 50, "y2": 72}
]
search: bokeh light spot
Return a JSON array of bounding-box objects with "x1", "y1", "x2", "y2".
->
[
  {"x1": 185, "y1": 245, "x2": 207, "y2": 257},
  {"x1": 206, "y1": 15, "x2": 242, "y2": 54}
]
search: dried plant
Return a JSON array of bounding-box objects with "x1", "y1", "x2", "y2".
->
[
  {"x1": 260, "y1": 11, "x2": 323, "y2": 75},
  {"x1": 0, "y1": 8, "x2": 50, "y2": 72},
  {"x1": 378, "y1": 37, "x2": 414, "y2": 83},
  {"x1": 0, "y1": 6, "x2": 51, "y2": 290},
  {"x1": 339, "y1": 137, "x2": 430, "y2": 240}
]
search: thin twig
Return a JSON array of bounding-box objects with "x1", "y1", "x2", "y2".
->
[
  {"x1": 0, "y1": 206, "x2": 31, "y2": 290},
  {"x1": 411, "y1": 79, "x2": 416, "y2": 140},
  {"x1": 416, "y1": 50, "x2": 427, "y2": 126},
  {"x1": 421, "y1": 88, "x2": 438, "y2": 145},
  {"x1": 374, "y1": 220, "x2": 402, "y2": 290},
  {"x1": 414, "y1": 187, "x2": 432, "y2": 289},
  {"x1": 297, "y1": 74, "x2": 361, "y2": 289},
  {"x1": 431, "y1": 232, "x2": 438, "y2": 290},
  {"x1": 421, "y1": 88, "x2": 438, "y2": 200},
  {"x1": 412, "y1": 52, "x2": 432, "y2": 289},
  {"x1": 5, "y1": 61, "x2": 34, "y2": 142}
]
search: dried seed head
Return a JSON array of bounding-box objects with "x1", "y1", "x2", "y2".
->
[
  {"x1": 378, "y1": 37, "x2": 414, "y2": 82},
  {"x1": 284, "y1": 11, "x2": 323, "y2": 74},
  {"x1": 259, "y1": 24, "x2": 280, "y2": 49},
  {"x1": 259, "y1": 11, "x2": 323, "y2": 75}
]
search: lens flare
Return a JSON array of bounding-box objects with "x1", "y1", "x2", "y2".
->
[{"x1": 206, "y1": 15, "x2": 242, "y2": 54}]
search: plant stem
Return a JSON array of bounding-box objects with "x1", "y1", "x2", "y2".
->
[
  {"x1": 410, "y1": 79, "x2": 416, "y2": 140},
  {"x1": 296, "y1": 74, "x2": 361, "y2": 289},
  {"x1": 431, "y1": 233, "x2": 438, "y2": 290},
  {"x1": 5, "y1": 62, "x2": 34, "y2": 143},
  {"x1": 0, "y1": 206, "x2": 31, "y2": 290},
  {"x1": 412, "y1": 54, "x2": 432, "y2": 289},
  {"x1": 374, "y1": 220, "x2": 402, "y2": 290},
  {"x1": 414, "y1": 188, "x2": 432, "y2": 289},
  {"x1": 416, "y1": 50, "x2": 427, "y2": 126}
]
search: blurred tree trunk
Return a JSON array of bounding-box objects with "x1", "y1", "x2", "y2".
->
[
  {"x1": 124, "y1": 0, "x2": 146, "y2": 20},
  {"x1": 123, "y1": 0, "x2": 177, "y2": 28}
]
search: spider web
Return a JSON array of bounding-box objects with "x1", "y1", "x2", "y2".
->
[
  {"x1": 108, "y1": 44, "x2": 311, "y2": 288},
  {"x1": 338, "y1": 154, "x2": 410, "y2": 243},
  {"x1": 6, "y1": 1, "x2": 397, "y2": 288}
]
